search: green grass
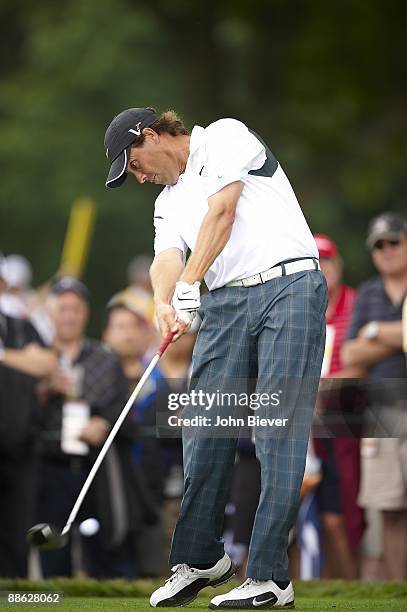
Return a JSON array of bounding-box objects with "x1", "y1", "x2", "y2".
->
[
  {"x1": 1, "y1": 595, "x2": 406, "y2": 612},
  {"x1": 0, "y1": 579, "x2": 406, "y2": 611}
]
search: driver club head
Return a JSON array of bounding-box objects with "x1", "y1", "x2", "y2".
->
[{"x1": 27, "y1": 523, "x2": 68, "y2": 550}]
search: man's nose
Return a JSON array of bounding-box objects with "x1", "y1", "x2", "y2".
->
[{"x1": 135, "y1": 171, "x2": 147, "y2": 184}]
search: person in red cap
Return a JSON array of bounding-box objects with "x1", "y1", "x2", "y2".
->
[{"x1": 313, "y1": 234, "x2": 365, "y2": 578}]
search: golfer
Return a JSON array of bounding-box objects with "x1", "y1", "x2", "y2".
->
[{"x1": 104, "y1": 107, "x2": 327, "y2": 609}]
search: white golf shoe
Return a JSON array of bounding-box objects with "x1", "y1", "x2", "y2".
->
[
  {"x1": 209, "y1": 578, "x2": 295, "y2": 609},
  {"x1": 149, "y1": 553, "x2": 236, "y2": 607}
]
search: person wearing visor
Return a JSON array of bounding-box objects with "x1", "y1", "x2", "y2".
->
[
  {"x1": 104, "y1": 107, "x2": 327, "y2": 609},
  {"x1": 342, "y1": 212, "x2": 407, "y2": 581}
]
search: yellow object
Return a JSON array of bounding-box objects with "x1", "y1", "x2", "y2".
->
[{"x1": 59, "y1": 197, "x2": 96, "y2": 278}]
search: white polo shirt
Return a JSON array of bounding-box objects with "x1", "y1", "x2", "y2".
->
[{"x1": 153, "y1": 118, "x2": 318, "y2": 290}]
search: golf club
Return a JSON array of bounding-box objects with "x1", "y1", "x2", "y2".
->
[{"x1": 27, "y1": 329, "x2": 175, "y2": 550}]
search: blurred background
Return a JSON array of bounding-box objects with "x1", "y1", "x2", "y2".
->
[{"x1": 0, "y1": 0, "x2": 406, "y2": 330}]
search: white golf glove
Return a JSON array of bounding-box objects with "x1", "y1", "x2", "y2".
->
[{"x1": 172, "y1": 281, "x2": 201, "y2": 327}]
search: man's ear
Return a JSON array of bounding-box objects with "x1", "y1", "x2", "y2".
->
[{"x1": 142, "y1": 127, "x2": 160, "y2": 143}]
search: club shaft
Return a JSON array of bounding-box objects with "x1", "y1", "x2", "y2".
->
[{"x1": 61, "y1": 332, "x2": 173, "y2": 536}]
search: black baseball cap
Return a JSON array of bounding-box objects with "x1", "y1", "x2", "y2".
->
[
  {"x1": 366, "y1": 212, "x2": 407, "y2": 250},
  {"x1": 104, "y1": 107, "x2": 159, "y2": 188},
  {"x1": 51, "y1": 277, "x2": 90, "y2": 302}
]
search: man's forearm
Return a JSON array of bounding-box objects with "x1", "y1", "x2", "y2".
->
[
  {"x1": 341, "y1": 338, "x2": 395, "y2": 368},
  {"x1": 376, "y1": 321, "x2": 403, "y2": 349},
  {"x1": 180, "y1": 210, "x2": 233, "y2": 284},
  {"x1": 3, "y1": 346, "x2": 57, "y2": 378},
  {"x1": 180, "y1": 181, "x2": 243, "y2": 284},
  {"x1": 150, "y1": 248, "x2": 185, "y2": 305}
]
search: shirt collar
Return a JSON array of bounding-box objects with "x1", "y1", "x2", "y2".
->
[
  {"x1": 184, "y1": 125, "x2": 207, "y2": 176},
  {"x1": 57, "y1": 338, "x2": 89, "y2": 365},
  {"x1": 174, "y1": 126, "x2": 205, "y2": 184},
  {"x1": 189, "y1": 125, "x2": 205, "y2": 156}
]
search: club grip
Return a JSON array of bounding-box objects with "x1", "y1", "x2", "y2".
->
[{"x1": 157, "y1": 330, "x2": 175, "y2": 357}]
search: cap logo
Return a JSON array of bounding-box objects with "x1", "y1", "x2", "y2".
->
[
  {"x1": 105, "y1": 147, "x2": 109, "y2": 159},
  {"x1": 128, "y1": 122, "x2": 142, "y2": 137}
]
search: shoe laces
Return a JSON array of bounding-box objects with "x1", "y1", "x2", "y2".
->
[
  {"x1": 238, "y1": 578, "x2": 262, "y2": 589},
  {"x1": 166, "y1": 563, "x2": 195, "y2": 584}
]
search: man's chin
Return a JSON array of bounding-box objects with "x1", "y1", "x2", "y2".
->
[{"x1": 164, "y1": 173, "x2": 181, "y2": 186}]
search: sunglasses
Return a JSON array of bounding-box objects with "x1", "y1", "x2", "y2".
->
[{"x1": 373, "y1": 239, "x2": 401, "y2": 250}]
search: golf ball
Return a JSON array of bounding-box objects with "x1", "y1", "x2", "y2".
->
[{"x1": 79, "y1": 518, "x2": 100, "y2": 537}]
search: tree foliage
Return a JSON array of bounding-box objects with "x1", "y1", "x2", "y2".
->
[{"x1": 0, "y1": 0, "x2": 405, "y2": 330}]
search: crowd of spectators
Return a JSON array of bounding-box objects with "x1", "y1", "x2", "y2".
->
[{"x1": 0, "y1": 212, "x2": 406, "y2": 581}]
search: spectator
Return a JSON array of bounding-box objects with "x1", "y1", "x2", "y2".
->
[
  {"x1": 125, "y1": 254, "x2": 155, "y2": 322},
  {"x1": 0, "y1": 254, "x2": 32, "y2": 319},
  {"x1": 295, "y1": 439, "x2": 323, "y2": 580},
  {"x1": 0, "y1": 254, "x2": 54, "y2": 343},
  {"x1": 110, "y1": 285, "x2": 156, "y2": 337},
  {"x1": 0, "y1": 254, "x2": 56, "y2": 577},
  {"x1": 404, "y1": 294, "x2": 407, "y2": 363},
  {"x1": 312, "y1": 234, "x2": 365, "y2": 579},
  {"x1": 35, "y1": 277, "x2": 135, "y2": 578},
  {"x1": 342, "y1": 212, "x2": 407, "y2": 581},
  {"x1": 103, "y1": 290, "x2": 169, "y2": 576},
  {"x1": 127, "y1": 254, "x2": 153, "y2": 296}
]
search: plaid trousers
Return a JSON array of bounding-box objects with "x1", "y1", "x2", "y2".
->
[{"x1": 169, "y1": 270, "x2": 327, "y2": 580}]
